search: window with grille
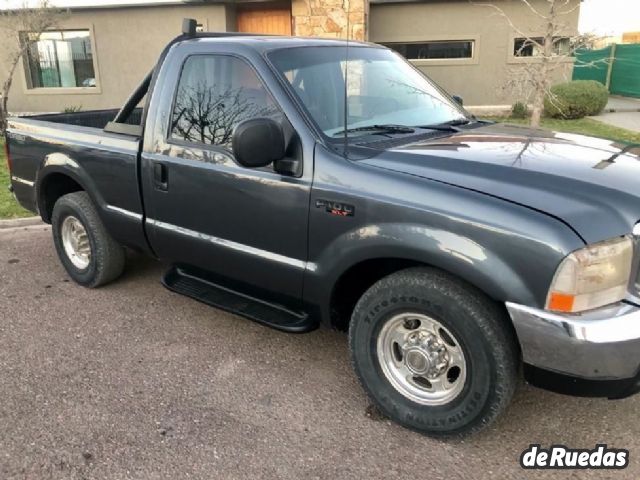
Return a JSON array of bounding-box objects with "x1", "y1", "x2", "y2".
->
[
  {"x1": 23, "y1": 30, "x2": 96, "y2": 89},
  {"x1": 513, "y1": 37, "x2": 571, "y2": 57}
]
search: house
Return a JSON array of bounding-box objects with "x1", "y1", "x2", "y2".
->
[
  {"x1": 2, "y1": 0, "x2": 580, "y2": 113},
  {"x1": 622, "y1": 31, "x2": 640, "y2": 44}
]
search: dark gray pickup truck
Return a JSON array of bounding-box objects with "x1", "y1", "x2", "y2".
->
[{"x1": 7, "y1": 20, "x2": 640, "y2": 437}]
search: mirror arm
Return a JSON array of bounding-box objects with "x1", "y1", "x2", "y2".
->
[{"x1": 274, "y1": 157, "x2": 301, "y2": 177}]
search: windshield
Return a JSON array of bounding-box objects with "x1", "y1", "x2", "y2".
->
[{"x1": 268, "y1": 46, "x2": 468, "y2": 138}]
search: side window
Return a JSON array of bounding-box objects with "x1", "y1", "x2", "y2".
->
[{"x1": 170, "y1": 55, "x2": 279, "y2": 149}]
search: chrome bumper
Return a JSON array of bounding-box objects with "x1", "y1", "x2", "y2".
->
[{"x1": 506, "y1": 301, "x2": 640, "y2": 380}]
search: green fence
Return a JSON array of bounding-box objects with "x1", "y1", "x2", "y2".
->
[{"x1": 573, "y1": 44, "x2": 640, "y2": 98}]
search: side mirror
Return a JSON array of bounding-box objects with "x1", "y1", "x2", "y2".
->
[
  {"x1": 232, "y1": 118, "x2": 285, "y2": 169},
  {"x1": 452, "y1": 95, "x2": 464, "y2": 106}
]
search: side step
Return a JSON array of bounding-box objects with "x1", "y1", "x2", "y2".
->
[{"x1": 161, "y1": 265, "x2": 318, "y2": 333}]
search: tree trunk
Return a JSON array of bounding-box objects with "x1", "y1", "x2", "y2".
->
[
  {"x1": 1, "y1": 52, "x2": 22, "y2": 135},
  {"x1": 529, "y1": 86, "x2": 544, "y2": 128},
  {"x1": 0, "y1": 5, "x2": 63, "y2": 135},
  {"x1": 528, "y1": 0, "x2": 556, "y2": 128}
]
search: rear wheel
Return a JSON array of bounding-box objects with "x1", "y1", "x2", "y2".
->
[
  {"x1": 52, "y1": 192, "x2": 125, "y2": 287},
  {"x1": 349, "y1": 267, "x2": 519, "y2": 437}
]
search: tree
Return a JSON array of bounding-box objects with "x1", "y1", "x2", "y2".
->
[
  {"x1": 0, "y1": 0, "x2": 64, "y2": 134},
  {"x1": 473, "y1": 0, "x2": 585, "y2": 127},
  {"x1": 171, "y1": 82, "x2": 279, "y2": 151}
]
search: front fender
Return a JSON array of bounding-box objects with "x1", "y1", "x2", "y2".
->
[{"x1": 304, "y1": 220, "x2": 577, "y2": 325}]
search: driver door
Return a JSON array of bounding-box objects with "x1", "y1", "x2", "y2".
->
[{"x1": 141, "y1": 53, "x2": 310, "y2": 307}]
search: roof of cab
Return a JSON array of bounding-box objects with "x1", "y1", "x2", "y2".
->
[{"x1": 176, "y1": 34, "x2": 379, "y2": 53}]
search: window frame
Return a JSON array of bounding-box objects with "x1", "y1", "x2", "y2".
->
[
  {"x1": 21, "y1": 26, "x2": 102, "y2": 95},
  {"x1": 507, "y1": 33, "x2": 575, "y2": 65},
  {"x1": 382, "y1": 39, "x2": 475, "y2": 61},
  {"x1": 512, "y1": 36, "x2": 572, "y2": 58},
  {"x1": 166, "y1": 53, "x2": 286, "y2": 160},
  {"x1": 371, "y1": 34, "x2": 480, "y2": 67}
]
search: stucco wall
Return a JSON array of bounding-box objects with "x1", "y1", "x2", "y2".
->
[
  {"x1": 369, "y1": 0, "x2": 580, "y2": 105},
  {"x1": 3, "y1": 0, "x2": 581, "y2": 112},
  {"x1": 4, "y1": 4, "x2": 229, "y2": 113}
]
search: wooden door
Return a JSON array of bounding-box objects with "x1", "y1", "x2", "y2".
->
[{"x1": 236, "y1": 6, "x2": 292, "y2": 35}]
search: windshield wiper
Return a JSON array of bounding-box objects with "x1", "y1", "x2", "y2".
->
[
  {"x1": 416, "y1": 118, "x2": 474, "y2": 132},
  {"x1": 333, "y1": 124, "x2": 415, "y2": 136}
]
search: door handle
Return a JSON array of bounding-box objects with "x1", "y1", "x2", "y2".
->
[{"x1": 153, "y1": 162, "x2": 168, "y2": 191}]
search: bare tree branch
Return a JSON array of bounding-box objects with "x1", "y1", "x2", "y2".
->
[
  {"x1": 558, "y1": 2, "x2": 581, "y2": 16},
  {"x1": 518, "y1": 0, "x2": 548, "y2": 19},
  {"x1": 0, "y1": 0, "x2": 65, "y2": 134},
  {"x1": 474, "y1": 0, "x2": 588, "y2": 127},
  {"x1": 471, "y1": 1, "x2": 543, "y2": 49}
]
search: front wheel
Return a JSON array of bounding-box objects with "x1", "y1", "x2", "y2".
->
[{"x1": 349, "y1": 267, "x2": 519, "y2": 437}]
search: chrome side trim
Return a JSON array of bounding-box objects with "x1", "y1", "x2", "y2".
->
[
  {"x1": 506, "y1": 301, "x2": 640, "y2": 379},
  {"x1": 105, "y1": 205, "x2": 143, "y2": 220},
  {"x1": 7, "y1": 121, "x2": 139, "y2": 154},
  {"x1": 631, "y1": 223, "x2": 640, "y2": 297},
  {"x1": 10, "y1": 175, "x2": 35, "y2": 187},
  {"x1": 147, "y1": 218, "x2": 316, "y2": 271}
]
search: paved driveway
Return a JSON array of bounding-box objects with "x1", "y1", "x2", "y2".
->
[
  {"x1": 591, "y1": 111, "x2": 640, "y2": 133},
  {"x1": 591, "y1": 95, "x2": 640, "y2": 133},
  {"x1": 605, "y1": 96, "x2": 640, "y2": 113},
  {"x1": 1, "y1": 225, "x2": 640, "y2": 479}
]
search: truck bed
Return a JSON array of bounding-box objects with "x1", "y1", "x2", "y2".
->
[
  {"x1": 6, "y1": 109, "x2": 150, "y2": 255},
  {"x1": 26, "y1": 108, "x2": 143, "y2": 130}
]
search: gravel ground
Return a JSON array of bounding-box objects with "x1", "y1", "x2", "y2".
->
[{"x1": 1, "y1": 226, "x2": 639, "y2": 479}]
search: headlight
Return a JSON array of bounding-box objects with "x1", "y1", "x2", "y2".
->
[{"x1": 546, "y1": 236, "x2": 633, "y2": 313}]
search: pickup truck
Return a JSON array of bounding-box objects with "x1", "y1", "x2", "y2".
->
[{"x1": 7, "y1": 19, "x2": 640, "y2": 437}]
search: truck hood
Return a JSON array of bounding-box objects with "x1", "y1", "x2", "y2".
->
[{"x1": 360, "y1": 123, "x2": 640, "y2": 244}]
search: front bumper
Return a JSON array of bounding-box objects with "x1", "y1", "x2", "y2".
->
[{"x1": 506, "y1": 301, "x2": 640, "y2": 385}]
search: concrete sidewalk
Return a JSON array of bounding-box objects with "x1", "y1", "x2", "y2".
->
[
  {"x1": 467, "y1": 95, "x2": 640, "y2": 118},
  {"x1": 604, "y1": 95, "x2": 640, "y2": 113},
  {"x1": 588, "y1": 96, "x2": 640, "y2": 133},
  {"x1": 0, "y1": 216, "x2": 42, "y2": 229},
  {"x1": 590, "y1": 111, "x2": 640, "y2": 133}
]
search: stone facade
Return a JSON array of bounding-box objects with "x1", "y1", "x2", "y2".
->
[{"x1": 291, "y1": 0, "x2": 368, "y2": 40}]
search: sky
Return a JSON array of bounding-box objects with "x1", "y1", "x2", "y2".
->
[
  {"x1": 2, "y1": 0, "x2": 640, "y2": 36},
  {"x1": 579, "y1": 0, "x2": 640, "y2": 36}
]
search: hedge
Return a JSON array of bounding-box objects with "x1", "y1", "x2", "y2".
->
[{"x1": 544, "y1": 80, "x2": 608, "y2": 119}]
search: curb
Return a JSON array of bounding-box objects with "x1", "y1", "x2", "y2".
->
[
  {"x1": 0, "y1": 216, "x2": 44, "y2": 229},
  {"x1": 467, "y1": 105, "x2": 512, "y2": 116}
]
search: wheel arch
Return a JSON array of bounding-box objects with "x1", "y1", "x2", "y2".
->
[
  {"x1": 313, "y1": 223, "x2": 540, "y2": 330},
  {"x1": 36, "y1": 154, "x2": 104, "y2": 223}
]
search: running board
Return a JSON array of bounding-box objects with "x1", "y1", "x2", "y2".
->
[{"x1": 162, "y1": 265, "x2": 318, "y2": 333}]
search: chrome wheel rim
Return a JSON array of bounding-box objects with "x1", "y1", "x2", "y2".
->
[
  {"x1": 376, "y1": 313, "x2": 467, "y2": 406},
  {"x1": 61, "y1": 215, "x2": 91, "y2": 270}
]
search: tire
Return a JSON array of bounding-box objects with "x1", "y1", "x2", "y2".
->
[
  {"x1": 51, "y1": 191, "x2": 125, "y2": 288},
  {"x1": 349, "y1": 267, "x2": 519, "y2": 437}
]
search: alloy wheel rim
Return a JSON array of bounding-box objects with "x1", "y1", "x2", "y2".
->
[
  {"x1": 376, "y1": 312, "x2": 467, "y2": 406},
  {"x1": 61, "y1": 215, "x2": 92, "y2": 270}
]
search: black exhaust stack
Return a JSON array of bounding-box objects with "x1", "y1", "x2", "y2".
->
[{"x1": 182, "y1": 18, "x2": 197, "y2": 37}]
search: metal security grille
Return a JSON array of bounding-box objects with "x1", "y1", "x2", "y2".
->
[{"x1": 22, "y1": 30, "x2": 96, "y2": 89}]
